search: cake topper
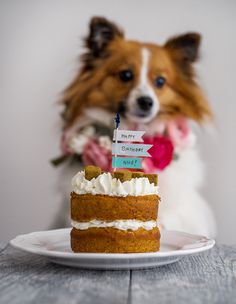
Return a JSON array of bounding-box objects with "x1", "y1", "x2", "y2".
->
[
  {"x1": 114, "y1": 113, "x2": 121, "y2": 129},
  {"x1": 112, "y1": 113, "x2": 153, "y2": 170}
]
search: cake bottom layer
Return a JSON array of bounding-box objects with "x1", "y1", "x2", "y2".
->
[{"x1": 71, "y1": 227, "x2": 160, "y2": 253}]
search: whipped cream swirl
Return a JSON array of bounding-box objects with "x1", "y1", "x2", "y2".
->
[
  {"x1": 71, "y1": 219, "x2": 157, "y2": 231},
  {"x1": 71, "y1": 171, "x2": 158, "y2": 196}
]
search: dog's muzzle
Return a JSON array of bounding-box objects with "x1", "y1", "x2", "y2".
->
[{"x1": 118, "y1": 94, "x2": 159, "y2": 123}]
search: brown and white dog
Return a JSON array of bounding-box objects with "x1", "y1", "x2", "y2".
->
[{"x1": 58, "y1": 17, "x2": 216, "y2": 237}]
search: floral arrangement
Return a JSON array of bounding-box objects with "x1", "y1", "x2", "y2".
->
[{"x1": 52, "y1": 117, "x2": 192, "y2": 173}]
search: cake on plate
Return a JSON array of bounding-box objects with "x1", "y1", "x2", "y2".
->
[{"x1": 70, "y1": 166, "x2": 160, "y2": 253}]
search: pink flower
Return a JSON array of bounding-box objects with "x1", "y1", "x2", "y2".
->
[
  {"x1": 142, "y1": 158, "x2": 158, "y2": 173},
  {"x1": 166, "y1": 117, "x2": 189, "y2": 148},
  {"x1": 142, "y1": 135, "x2": 174, "y2": 172},
  {"x1": 82, "y1": 139, "x2": 112, "y2": 172}
]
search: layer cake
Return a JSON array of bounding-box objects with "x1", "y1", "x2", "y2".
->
[{"x1": 70, "y1": 166, "x2": 160, "y2": 253}]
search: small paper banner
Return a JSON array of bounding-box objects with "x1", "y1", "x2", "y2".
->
[
  {"x1": 112, "y1": 156, "x2": 142, "y2": 169},
  {"x1": 112, "y1": 143, "x2": 152, "y2": 157},
  {"x1": 113, "y1": 130, "x2": 145, "y2": 142}
]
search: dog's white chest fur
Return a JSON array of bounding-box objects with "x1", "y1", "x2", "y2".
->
[{"x1": 158, "y1": 144, "x2": 216, "y2": 237}]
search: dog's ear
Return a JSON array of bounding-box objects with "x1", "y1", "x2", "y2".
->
[
  {"x1": 85, "y1": 16, "x2": 124, "y2": 57},
  {"x1": 165, "y1": 33, "x2": 201, "y2": 75}
]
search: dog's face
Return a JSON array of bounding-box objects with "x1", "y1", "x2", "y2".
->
[{"x1": 62, "y1": 17, "x2": 212, "y2": 128}]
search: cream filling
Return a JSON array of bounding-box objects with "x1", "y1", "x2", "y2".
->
[
  {"x1": 71, "y1": 171, "x2": 158, "y2": 197},
  {"x1": 71, "y1": 219, "x2": 157, "y2": 231}
]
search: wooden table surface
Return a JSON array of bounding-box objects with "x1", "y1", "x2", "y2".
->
[{"x1": 0, "y1": 241, "x2": 236, "y2": 304}]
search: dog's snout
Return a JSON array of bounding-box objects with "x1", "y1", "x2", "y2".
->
[{"x1": 137, "y1": 96, "x2": 153, "y2": 111}]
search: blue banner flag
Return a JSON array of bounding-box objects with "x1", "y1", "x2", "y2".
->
[{"x1": 112, "y1": 156, "x2": 142, "y2": 169}]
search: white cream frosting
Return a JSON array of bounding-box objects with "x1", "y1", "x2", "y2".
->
[
  {"x1": 71, "y1": 171, "x2": 158, "y2": 196},
  {"x1": 71, "y1": 219, "x2": 157, "y2": 231}
]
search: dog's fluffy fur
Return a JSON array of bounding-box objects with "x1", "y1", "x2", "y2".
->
[{"x1": 57, "y1": 17, "x2": 216, "y2": 237}]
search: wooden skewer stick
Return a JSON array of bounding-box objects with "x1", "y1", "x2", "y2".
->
[{"x1": 113, "y1": 113, "x2": 121, "y2": 172}]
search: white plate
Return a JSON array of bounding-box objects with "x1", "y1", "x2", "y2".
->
[{"x1": 10, "y1": 228, "x2": 215, "y2": 270}]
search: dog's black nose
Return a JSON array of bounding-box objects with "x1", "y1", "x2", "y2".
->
[{"x1": 137, "y1": 96, "x2": 153, "y2": 111}]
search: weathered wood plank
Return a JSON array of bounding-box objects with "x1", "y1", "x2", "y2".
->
[
  {"x1": 130, "y1": 245, "x2": 236, "y2": 304},
  {"x1": 1, "y1": 244, "x2": 236, "y2": 304},
  {"x1": 0, "y1": 245, "x2": 130, "y2": 304}
]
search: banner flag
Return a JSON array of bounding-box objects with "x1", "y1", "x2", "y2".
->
[
  {"x1": 113, "y1": 130, "x2": 145, "y2": 142},
  {"x1": 112, "y1": 143, "x2": 152, "y2": 157},
  {"x1": 112, "y1": 157, "x2": 142, "y2": 169}
]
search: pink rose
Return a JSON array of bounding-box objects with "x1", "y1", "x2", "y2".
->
[
  {"x1": 82, "y1": 139, "x2": 112, "y2": 172},
  {"x1": 142, "y1": 135, "x2": 174, "y2": 172},
  {"x1": 166, "y1": 117, "x2": 189, "y2": 148}
]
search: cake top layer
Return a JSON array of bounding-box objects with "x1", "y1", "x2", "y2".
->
[
  {"x1": 84, "y1": 165, "x2": 158, "y2": 184},
  {"x1": 72, "y1": 166, "x2": 158, "y2": 197}
]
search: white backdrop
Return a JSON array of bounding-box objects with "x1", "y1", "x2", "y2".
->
[{"x1": 1, "y1": 0, "x2": 236, "y2": 243}]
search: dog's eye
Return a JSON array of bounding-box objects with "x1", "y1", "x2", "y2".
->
[
  {"x1": 119, "y1": 69, "x2": 133, "y2": 82},
  {"x1": 155, "y1": 76, "x2": 166, "y2": 88}
]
